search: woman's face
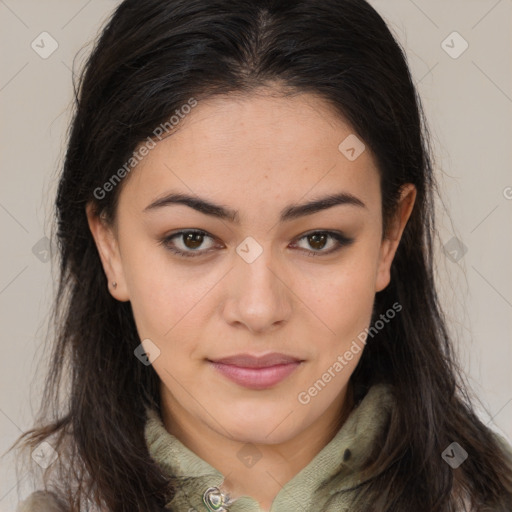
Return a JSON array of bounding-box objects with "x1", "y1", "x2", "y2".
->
[{"x1": 88, "y1": 90, "x2": 415, "y2": 444}]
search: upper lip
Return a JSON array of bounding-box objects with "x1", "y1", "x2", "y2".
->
[{"x1": 209, "y1": 352, "x2": 303, "y2": 368}]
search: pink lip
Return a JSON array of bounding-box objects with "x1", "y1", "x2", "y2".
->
[{"x1": 208, "y1": 353, "x2": 303, "y2": 390}]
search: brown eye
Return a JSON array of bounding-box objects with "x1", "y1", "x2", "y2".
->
[
  {"x1": 292, "y1": 230, "x2": 353, "y2": 257},
  {"x1": 160, "y1": 230, "x2": 217, "y2": 258}
]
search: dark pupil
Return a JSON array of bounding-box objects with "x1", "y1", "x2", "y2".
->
[
  {"x1": 308, "y1": 233, "x2": 327, "y2": 250},
  {"x1": 184, "y1": 232, "x2": 204, "y2": 249}
]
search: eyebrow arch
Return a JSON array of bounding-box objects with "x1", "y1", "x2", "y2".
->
[{"x1": 143, "y1": 191, "x2": 366, "y2": 223}]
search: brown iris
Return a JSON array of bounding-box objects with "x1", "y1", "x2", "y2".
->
[
  {"x1": 182, "y1": 232, "x2": 205, "y2": 249},
  {"x1": 307, "y1": 232, "x2": 328, "y2": 251}
]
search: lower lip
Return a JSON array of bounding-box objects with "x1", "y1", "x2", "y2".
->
[{"x1": 209, "y1": 361, "x2": 302, "y2": 390}]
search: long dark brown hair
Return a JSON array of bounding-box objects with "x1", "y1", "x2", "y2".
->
[{"x1": 9, "y1": 0, "x2": 512, "y2": 511}]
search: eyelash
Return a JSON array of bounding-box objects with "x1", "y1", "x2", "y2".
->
[{"x1": 159, "y1": 229, "x2": 353, "y2": 259}]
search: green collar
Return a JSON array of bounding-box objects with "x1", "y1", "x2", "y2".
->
[{"x1": 144, "y1": 383, "x2": 394, "y2": 511}]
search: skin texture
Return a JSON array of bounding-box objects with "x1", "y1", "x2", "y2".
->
[{"x1": 87, "y1": 90, "x2": 416, "y2": 510}]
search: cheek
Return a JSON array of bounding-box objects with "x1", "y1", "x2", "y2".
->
[
  {"x1": 126, "y1": 263, "x2": 208, "y2": 386},
  {"x1": 307, "y1": 248, "x2": 379, "y2": 335},
  {"x1": 128, "y1": 269, "x2": 205, "y2": 340},
  {"x1": 122, "y1": 241, "x2": 222, "y2": 346}
]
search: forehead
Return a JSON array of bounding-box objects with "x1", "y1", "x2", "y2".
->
[{"x1": 119, "y1": 91, "x2": 381, "y2": 218}]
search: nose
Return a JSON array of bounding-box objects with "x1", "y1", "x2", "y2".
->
[{"x1": 221, "y1": 247, "x2": 293, "y2": 335}]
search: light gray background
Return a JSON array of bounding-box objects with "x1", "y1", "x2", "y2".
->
[{"x1": 1, "y1": 0, "x2": 511, "y2": 509}]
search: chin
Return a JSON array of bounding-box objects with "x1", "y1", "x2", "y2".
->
[
  {"x1": 223, "y1": 409, "x2": 303, "y2": 444},
  {"x1": 229, "y1": 425, "x2": 295, "y2": 446}
]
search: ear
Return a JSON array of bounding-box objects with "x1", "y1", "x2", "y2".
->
[
  {"x1": 85, "y1": 203, "x2": 130, "y2": 301},
  {"x1": 375, "y1": 184, "x2": 417, "y2": 293}
]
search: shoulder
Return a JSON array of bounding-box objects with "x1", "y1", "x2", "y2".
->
[{"x1": 17, "y1": 490, "x2": 67, "y2": 512}]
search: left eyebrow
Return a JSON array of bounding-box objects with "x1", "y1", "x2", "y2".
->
[{"x1": 143, "y1": 191, "x2": 366, "y2": 223}]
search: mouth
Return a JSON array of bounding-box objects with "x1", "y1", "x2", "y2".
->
[{"x1": 207, "y1": 352, "x2": 304, "y2": 390}]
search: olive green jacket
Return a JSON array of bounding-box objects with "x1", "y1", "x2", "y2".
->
[
  {"x1": 16, "y1": 383, "x2": 512, "y2": 511},
  {"x1": 143, "y1": 383, "x2": 393, "y2": 511}
]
